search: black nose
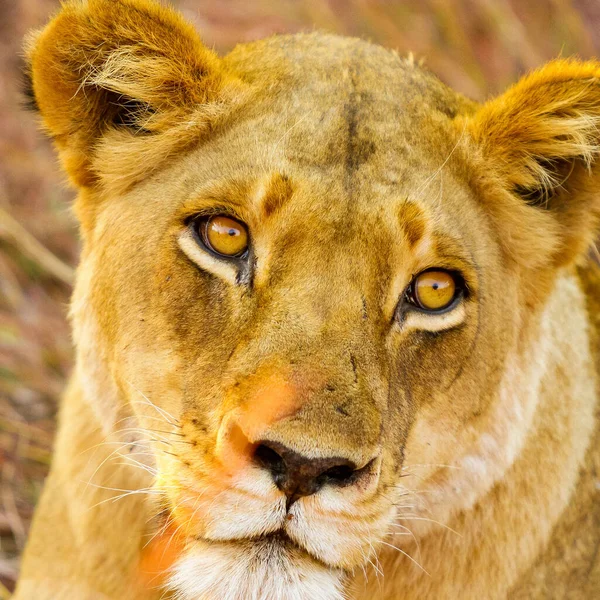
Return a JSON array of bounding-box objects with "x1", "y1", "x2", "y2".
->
[{"x1": 253, "y1": 440, "x2": 358, "y2": 507}]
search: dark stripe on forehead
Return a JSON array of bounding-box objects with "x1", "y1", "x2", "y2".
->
[{"x1": 343, "y1": 61, "x2": 376, "y2": 200}]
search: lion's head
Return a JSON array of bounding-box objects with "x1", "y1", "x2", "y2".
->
[{"x1": 26, "y1": 1, "x2": 600, "y2": 598}]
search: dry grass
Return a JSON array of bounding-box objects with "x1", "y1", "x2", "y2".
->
[{"x1": 1, "y1": 0, "x2": 600, "y2": 594}]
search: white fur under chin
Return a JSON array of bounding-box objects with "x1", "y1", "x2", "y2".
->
[{"x1": 169, "y1": 538, "x2": 347, "y2": 600}]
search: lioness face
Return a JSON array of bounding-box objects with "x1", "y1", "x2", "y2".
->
[
  {"x1": 71, "y1": 39, "x2": 522, "y2": 592},
  {"x1": 28, "y1": 1, "x2": 600, "y2": 598}
]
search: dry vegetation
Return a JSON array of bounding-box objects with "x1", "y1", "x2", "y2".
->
[{"x1": 1, "y1": 0, "x2": 600, "y2": 595}]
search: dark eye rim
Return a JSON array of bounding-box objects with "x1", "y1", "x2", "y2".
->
[
  {"x1": 403, "y1": 268, "x2": 466, "y2": 315},
  {"x1": 189, "y1": 214, "x2": 250, "y2": 260}
]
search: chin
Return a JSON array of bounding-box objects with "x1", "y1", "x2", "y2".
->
[{"x1": 168, "y1": 534, "x2": 347, "y2": 600}]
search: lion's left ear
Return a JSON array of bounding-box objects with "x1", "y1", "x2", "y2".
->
[{"x1": 463, "y1": 59, "x2": 600, "y2": 267}]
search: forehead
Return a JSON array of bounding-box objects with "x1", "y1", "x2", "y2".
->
[
  {"x1": 164, "y1": 34, "x2": 482, "y2": 258},
  {"x1": 226, "y1": 36, "x2": 468, "y2": 163},
  {"x1": 188, "y1": 34, "x2": 470, "y2": 204}
]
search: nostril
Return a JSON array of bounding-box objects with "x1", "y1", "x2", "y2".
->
[
  {"x1": 253, "y1": 443, "x2": 286, "y2": 475},
  {"x1": 322, "y1": 464, "x2": 356, "y2": 483}
]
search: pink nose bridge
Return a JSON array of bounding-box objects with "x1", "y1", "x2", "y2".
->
[
  {"x1": 215, "y1": 373, "x2": 306, "y2": 475},
  {"x1": 242, "y1": 374, "x2": 304, "y2": 434}
]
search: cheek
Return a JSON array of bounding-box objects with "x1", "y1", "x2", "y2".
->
[
  {"x1": 394, "y1": 318, "x2": 479, "y2": 406},
  {"x1": 393, "y1": 305, "x2": 513, "y2": 480},
  {"x1": 402, "y1": 403, "x2": 478, "y2": 480},
  {"x1": 382, "y1": 323, "x2": 481, "y2": 480},
  {"x1": 113, "y1": 341, "x2": 187, "y2": 441},
  {"x1": 155, "y1": 250, "x2": 251, "y2": 349},
  {"x1": 403, "y1": 318, "x2": 515, "y2": 485}
]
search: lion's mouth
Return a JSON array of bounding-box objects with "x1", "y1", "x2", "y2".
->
[
  {"x1": 168, "y1": 528, "x2": 348, "y2": 600},
  {"x1": 156, "y1": 470, "x2": 395, "y2": 580},
  {"x1": 207, "y1": 529, "x2": 336, "y2": 568}
]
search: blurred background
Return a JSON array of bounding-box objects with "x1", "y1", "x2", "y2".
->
[{"x1": 1, "y1": 0, "x2": 600, "y2": 595}]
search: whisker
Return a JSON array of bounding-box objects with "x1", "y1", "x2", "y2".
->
[
  {"x1": 114, "y1": 460, "x2": 158, "y2": 477},
  {"x1": 84, "y1": 482, "x2": 160, "y2": 494},
  {"x1": 366, "y1": 538, "x2": 384, "y2": 580},
  {"x1": 269, "y1": 111, "x2": 312, "y2": 163},
  {"x1": 83, "y1": 441, "x2": 151, "y2": 490},
  {"x1": 412, "y1": 122, "x2": 466, "y2": 200},
  {"x1": 387, "y1": 523, "x2": 421, "y2": 561},
  {"x1": 107, "y1": 426, "x2": 176, "y2": 442},
  {"x1": 402, "y1": 463, "x2": 461, "y2": 471},
  {"x1": 378, "y1": 540, "x2": 429, "y2": 576},
  {"x1": 127, "y1": 382, "x2": 181, "y2": 426},
  {"x1": 129, "y1": 398, "x2": 180, "y2": 427},
  {"x1": 88, "y1": 489, "x2": 162, "y2": 510},
  {"x1": 396, "y1": 515, "x2": 462, "y2": 538},
  {"x1": 80, "y1": 423, "x2": 175, "y2": 459},
  {"x1": 147, "y1": 429, "x2": 186, "y2": 437}
]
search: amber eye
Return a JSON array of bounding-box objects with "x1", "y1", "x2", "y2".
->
[
  {"x1": 197, "y1": 215, "x2": 249, "y2": 258},
  {"x1": 409, "y1": 270, "x2": 458, "y2": 312}
]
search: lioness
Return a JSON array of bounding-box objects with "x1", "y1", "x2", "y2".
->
[{"x1": 15, "y1": 0, "x2": 600, "y2": 598}]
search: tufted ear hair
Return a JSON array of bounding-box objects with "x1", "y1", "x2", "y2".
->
[
  {"x1": 463, "y1": 59, "x2": 600, "y2": 268},
  {"x1": 25, "y1": 0, "x2": 243, "y2": 191}
]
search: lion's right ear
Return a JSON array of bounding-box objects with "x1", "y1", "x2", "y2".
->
[{"x1": 26, "y1": 0, "x2": 242, "y2": 190}]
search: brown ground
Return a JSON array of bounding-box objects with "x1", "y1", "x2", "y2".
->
[{"x1": 1, "y1": 0, "x2": 600, "y2": 596}]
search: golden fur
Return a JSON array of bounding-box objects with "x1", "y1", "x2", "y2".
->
[{"x1": 15, "y1": 1, "x2": 600, "y2": 598}]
